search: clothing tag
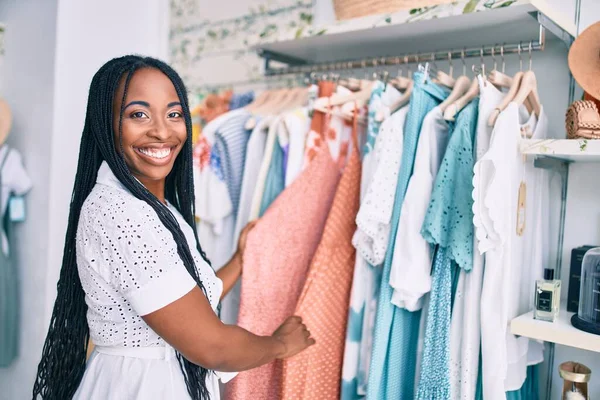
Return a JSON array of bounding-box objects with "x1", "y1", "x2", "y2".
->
[
  {"x1": 516, "y1": 182, "x2": 526, "y2": 236},
  {"x1": 9, "y1": 196, "x2": 26, "y2": 222}
]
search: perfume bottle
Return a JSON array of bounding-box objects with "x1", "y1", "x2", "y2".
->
[{"x1": 534, "y1": 268, "x2": 561, "y2": 322}]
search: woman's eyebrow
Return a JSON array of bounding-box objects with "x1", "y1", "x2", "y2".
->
[
  {"x1": 123, "y1": 100, "x2": 150, "y2": 110},
  {"x1": 168, "y1": 101, "x2": 182, "y2": 108}
]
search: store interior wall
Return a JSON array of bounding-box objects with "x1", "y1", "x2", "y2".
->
[{"x1": 0, "y1": 0, "x2": 598, "y2": 398}]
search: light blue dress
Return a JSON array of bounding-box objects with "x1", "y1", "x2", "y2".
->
[
  {"x1": 259, "y1": 137, "x2": 285, "y2": 217},
  {"x1": 340, "y1": 81, "x2": 385, "y2": 400},
  {"x1": 417, "y1": 99, "x2": 478, "y2": 399},
  {"x1": 367, "y1": 72, "x2": 449, "y2": 400}
]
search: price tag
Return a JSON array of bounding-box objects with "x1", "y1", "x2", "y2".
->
[{"x1": 9, "y1": 196, "x2": 26, "y2": 222}]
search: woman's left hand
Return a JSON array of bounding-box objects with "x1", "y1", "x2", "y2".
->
[{"x1": 236, "y1": 220, "x2": 258, "y2": 266}]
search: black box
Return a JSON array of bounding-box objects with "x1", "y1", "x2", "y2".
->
[{"x1": 567, "y1": 245, "x2": 597, "y2": 313}]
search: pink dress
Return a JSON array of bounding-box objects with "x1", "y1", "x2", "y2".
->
[
  {"x1": 281, "y1": 112, "x2": 361, "y2": 400},
  {"x1": 226, "y1": 140, "x2": 341, "y2": 400}
]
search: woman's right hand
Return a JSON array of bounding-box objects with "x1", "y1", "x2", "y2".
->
[{"x1": 272, "y1": 316, "x2": 315, "y2": 359}]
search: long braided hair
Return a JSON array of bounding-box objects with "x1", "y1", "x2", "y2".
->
[{"x1": 33, "y1": 55, "x2": 213, "y2": 399}]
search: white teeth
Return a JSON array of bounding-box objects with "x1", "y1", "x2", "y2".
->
[{"x1": 138, "y1": 147, "x2": 171, "y2": 159}]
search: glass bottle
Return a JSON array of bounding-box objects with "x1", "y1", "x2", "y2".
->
[{"x1": 534, "y1": 268, "x2": 561, "y2": 322}]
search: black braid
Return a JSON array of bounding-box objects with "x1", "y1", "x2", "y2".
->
[{"x1": 33, "y1": 55, "x2": 213, "y2": 399}]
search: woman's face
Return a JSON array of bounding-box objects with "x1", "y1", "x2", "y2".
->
[{"x1": 113, "y1": 68, "x2": 187, "y2": 185}]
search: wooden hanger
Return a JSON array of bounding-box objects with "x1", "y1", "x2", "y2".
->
[
  {"x1": 444, "y1": 76, "x2": 479, "y2": 121},
  {"x1": 512, "y1": 70, "x2": 541, "y2": 118},
  {"x1": 389, "y1": 80, "x2": 413, "y2": 114},
  {"x1": 487, "y1": 44, "x2": 534, "y2": 114},
  {"x1": 488, "y1": 71, "x2": 525, "y2": 127},
  {"x1": 444, "y1": 49, "x2": 488, "y2": 120},
  {"x1": 439, "y1": 75, "x2": 470, "y2": 113},
  {"x1": 245, "y1": 89, "x2": 271, "y2": 112},
  {"x1": 488, "y1": 43, "x2": 539, "y2": 126},
  {"x1": 312, "y1": 81, "x2": 374, "y2": 112}
]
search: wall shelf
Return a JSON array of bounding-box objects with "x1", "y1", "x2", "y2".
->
[
  {"x1": 521, "y1": 139, "x2": 600, "y2": 162},
  {"x1": 511, "y1": 302, "x2": 600, "y2": 353},
  {"x1": 253, "y1": 0, "x2": 576, "y2": 66}
]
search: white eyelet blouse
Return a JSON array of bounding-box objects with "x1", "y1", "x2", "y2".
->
[{"x1": 74, "y1": 162, "x2": 234, "y2": 400}]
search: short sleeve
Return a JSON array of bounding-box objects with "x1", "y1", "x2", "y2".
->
[{"x1": 79, "y1": 197, "x2": 197, "y2": 316}]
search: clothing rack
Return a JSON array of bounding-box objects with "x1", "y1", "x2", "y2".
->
[{"x1": 261, "y1": 24, "x2": 547, "y2": 77}]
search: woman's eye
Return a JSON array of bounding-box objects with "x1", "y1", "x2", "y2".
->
[
  {"x1": 131, "y1": 111, "x2": 148, "y2": 119},
  {"x1": 168, "y1": 111, "x2": 182, "y2": 118}
]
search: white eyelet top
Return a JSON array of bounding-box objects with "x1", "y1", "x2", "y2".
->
[{"x1": 77, "y1": 162, "x2": 222, "y2": 347}]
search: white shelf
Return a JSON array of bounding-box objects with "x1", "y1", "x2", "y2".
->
[
  {"x1": 253, "y1": 0, "x2": 576, "y2": 64},
  {"x1": 510, "y1": 302, "x2": 600, "y2": 353},
  {"x1": 520, "y1": 139, "x2": 600, "y2": 162}
]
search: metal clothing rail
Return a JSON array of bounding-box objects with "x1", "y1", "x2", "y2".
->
[{"x1": 261, "y1": 24, "x2": 546, "y2": 77}]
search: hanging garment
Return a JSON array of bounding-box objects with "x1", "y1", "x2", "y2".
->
[
  {"x1": 390, "y1": 106, "x2": 450, "y2": 311},
  {"x1": 0, "y1": 146, "x2": 31, "y2": 367},
  {"x1": 227, "y1": 142, "x2": 341, "y2": 400},
  {"x1": 223, "y1": 118, "x2": 271, "y2": 325},
  {"x1": 367, "y1": 73, "x2": 449, "y2": 400},
  {"x1": 281, "y1": 112, "x2": 361, "y2": 400},
  {"x1": 212, "y1": 110, "x2": 252, "y2": 215},
  {"x1": 232, "y1": 117, "x2": 272, "y2": 248},
  {"x1": 282, "y1": 108, "x2": 310, "y2": 187},
  {"x1": 259, "y1": 132, "x2": 286, "y2": 217},
  {"x1": 416, "y1": 99, "x2": 479, "y2": 400},
  {"x1": 229, "y1": 91, "x2": 255, "y2": 110},
  {"x1": 341, "y1": 105, "x2": 409, "y2": 400},
  {"x1": 73, "y1": 162, "x2": 234, "y2": 399},
  {"x1": 195, "y1": 111, "x2": 250, "y2": 324},
  {"x1": 195, "y1": 109, "x2": 246, "y2": 260},
  {"x1": 477, "y1": 103, "x2": 548, "y2": 399},
  {"x1": 506, "y1": 366, "x2": 539, "y2": 400},
  {"x1": 248, "y1": 117, "x2": 283, "y2": 221},
  {"x1": 448, "y1": 76, "x2": 504, "y2": 400},
  {"x1": 303, "y1": 82, "x2": 345, "y2": 167}
]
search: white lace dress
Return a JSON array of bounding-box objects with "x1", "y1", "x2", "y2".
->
[{"x1": 74, "y1": 162, "x2": 235, "y2": 400}]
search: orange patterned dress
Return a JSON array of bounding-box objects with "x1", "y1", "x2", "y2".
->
[{"x1": 280, "y1": 110, "x2": 361, "y2": 400}]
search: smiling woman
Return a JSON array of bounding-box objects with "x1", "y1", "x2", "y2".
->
[
  {"x1": 113, "y1": 69, "x2": 187, "y2": 202},
  {"x1": 32, "y1": 56, "x2": 314, "y2": 400}
]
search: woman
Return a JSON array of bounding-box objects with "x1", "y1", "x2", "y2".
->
[{"x1": 32, "y1": 56, "x2": 314, "y2": 399}]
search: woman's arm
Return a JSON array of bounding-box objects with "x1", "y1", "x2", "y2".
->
[
  {"x1": 216, "y1": 253, "x2": 242, "y2": 300},
  {"x1": 143, "y1": 286, "x2": 314, "y2": 372},
  {"x1": 216, "y1": 221, "x2": 257, "y2": 299}
]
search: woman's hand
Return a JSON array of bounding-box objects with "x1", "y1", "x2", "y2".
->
[
  {"x1": 236, "y1": 220, "x2": 257, "y2": 264},
  {"x1": 272, "y1": 316, "x2": 315, "y2": 359}
]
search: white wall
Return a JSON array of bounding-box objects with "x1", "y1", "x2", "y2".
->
[{"x1": 0, "y1": 1, "x2": 58, "y2": 398}]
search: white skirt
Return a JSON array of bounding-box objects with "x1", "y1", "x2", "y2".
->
[{"x1": 74, "y1": 345, "x2": 235, "y2": 400}]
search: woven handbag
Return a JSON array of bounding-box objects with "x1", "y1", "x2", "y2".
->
[
  {"x1": 333, "y1": 0, "x2": 455, "y2": 20},
  {"x1": 565, "y1": 100, "x2": 600, "y2": 140}
]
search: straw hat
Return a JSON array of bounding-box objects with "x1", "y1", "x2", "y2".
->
[
  {"x1": 0, "y1": 98, "x2": 11, "y2": 145},
  {"x1": 569, "y1": 21, "x2": 600, "y2": 101}
]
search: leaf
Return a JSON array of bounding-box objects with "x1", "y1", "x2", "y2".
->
[
  {"x1": 207, "y1": 30, "x2": 217, "y2": 39},
  {"x1": 315, "y1": 29, "x2": 327, "y2": 36},
  {"x1": 300, "y1": 12, "x2": 313, "y2": 24},
  {"x1": 496, "y1": 0, "x2": 517, "y2": 8},
  {"x1": 463, "y1": 0, "x2": 481, "y2": 13},
  {"x1": 409, "y1": 8, "x2": 421, "y2": 15},
  {"x1": 385, "y1": 16, "x2": 392, "y2": 23},
  {"x1": 295, "y1": 27, "x2": 304, "y2": 38}
]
